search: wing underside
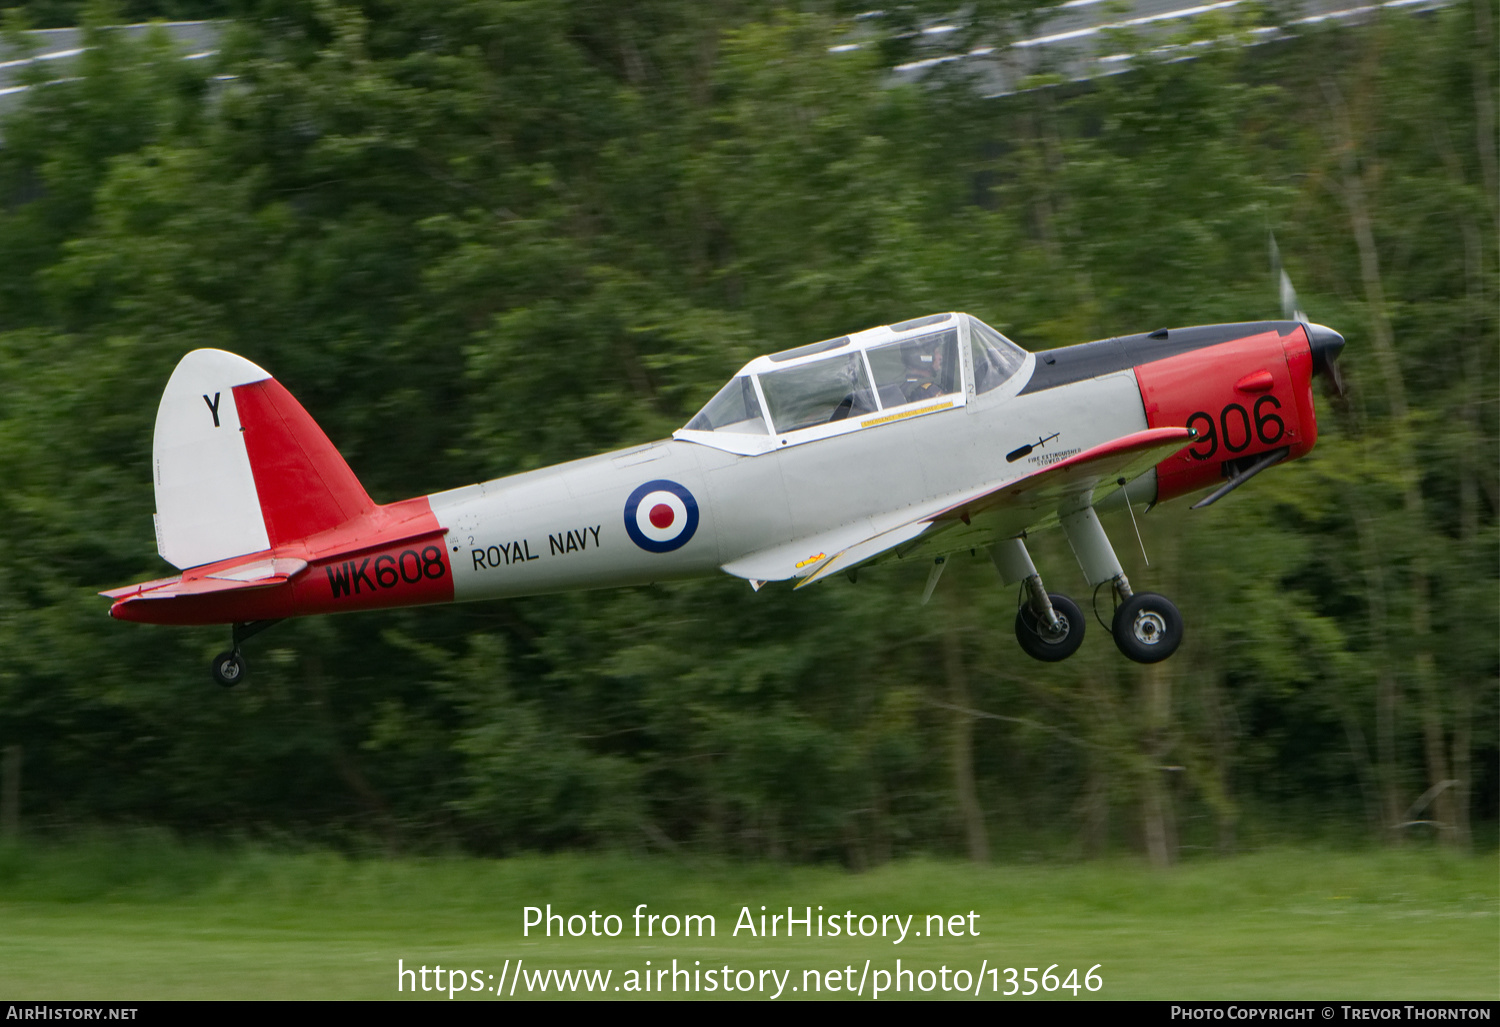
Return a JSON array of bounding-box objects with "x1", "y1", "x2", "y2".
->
[{"x1": 723, "y1": 426, "x2": 1194, "y2": 589}]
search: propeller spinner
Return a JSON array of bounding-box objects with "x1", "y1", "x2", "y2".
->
[{"x1": 1270, "y1": 234, "x2": 1347, "y2": 399}]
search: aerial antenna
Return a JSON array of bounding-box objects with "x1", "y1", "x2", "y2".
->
[{"x1": 1118, "y1": 477, "x2": 1149, "y2": 566}]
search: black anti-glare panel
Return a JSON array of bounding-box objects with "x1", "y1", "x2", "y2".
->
[{"x1": 1018, "y1": 321, "x2": 1299, "y2": 395}]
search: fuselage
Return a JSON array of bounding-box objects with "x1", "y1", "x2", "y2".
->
[
  {"x1": 429, "y1": 355, "x2": 1145, "y2": 601},
  {"x1": 108, "y1": 317, "x2": 1326, "y2": 626}
]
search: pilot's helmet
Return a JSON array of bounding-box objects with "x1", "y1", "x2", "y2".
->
[{"x1": 903, "y1": 338, "x2": 941, "y2": 373}]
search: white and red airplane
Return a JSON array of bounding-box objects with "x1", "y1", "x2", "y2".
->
[{"x1": 103, "y1": 310, "x2": 1345, "y2": 685}]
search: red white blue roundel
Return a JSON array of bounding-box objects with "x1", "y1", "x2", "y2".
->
[{"x1": 624, "y1": 479, "x2": 699, "y2": 553}]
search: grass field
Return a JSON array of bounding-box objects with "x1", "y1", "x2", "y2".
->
[{"x1": 0, "y1": 836, "x2": 1494, "y2": 1000}]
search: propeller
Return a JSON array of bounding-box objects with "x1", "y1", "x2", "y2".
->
[
  {"x1": 1270, "y1": 234, "x2": 1347, "y2": 400},
  {"x1": 1193, "y1": 237, "x2": 1352, "y2": 511}
]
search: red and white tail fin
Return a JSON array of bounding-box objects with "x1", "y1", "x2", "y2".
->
[{"x1": 153, "y1": 349, "x2": 374, "y2": 569}]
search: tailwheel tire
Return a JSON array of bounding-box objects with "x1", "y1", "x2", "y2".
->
[
  {"x1": 211, "y1": 650, "x2": 247, "y2": 688},
  {"x1": 1111, "y1": 592, "x2": 1183, "y2": 663},
  {"x1": 1015, "y1": 593, "x2": 1085, "y2": 662}
]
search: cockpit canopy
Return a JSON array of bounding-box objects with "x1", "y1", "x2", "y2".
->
[{"x1": 679, "y1": 313, "x2": 1030, "y2": 455}]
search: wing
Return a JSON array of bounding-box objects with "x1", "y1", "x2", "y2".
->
[
  {"x1": 721, "y1": 509, "x2": 937, "y2": 585},
  {"x1": 791, "y1": 426, "x2": 1195, "y2": 588}
]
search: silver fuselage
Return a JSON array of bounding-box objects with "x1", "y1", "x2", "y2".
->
[{"x1": 429, "y1": 366, "x2": 1147, "y2": 599}]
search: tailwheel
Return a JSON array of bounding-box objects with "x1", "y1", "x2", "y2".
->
[
  {"x1": 211, "y1": 649, "x2": 247, "y2": 688},
  {"x1": 208, "y1": 619, "x2": 281, "y2": 687},
  {"x1": 1015, "y1": 593, "x2": 1085, "y2": 662},
  {"x1": 1111, "y1": 592, "x2": 1183, "y2": 663}
]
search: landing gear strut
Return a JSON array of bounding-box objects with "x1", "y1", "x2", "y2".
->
[
  {"x1": 992, "y1": 539, "x2": 1085, "y2": 662},
  {"x1": 1061, "y1": 505, "x2": 1182, "y2": 663},
  {"x1": 990, "y1": 502, "x2": 1185, "y2": 664},
  {"x1": 209, "y1": 619, "x2": 281, "y2": 687},
  {"x1": 1015, "y1": 590, "x2": 1086, "y2": 662}
]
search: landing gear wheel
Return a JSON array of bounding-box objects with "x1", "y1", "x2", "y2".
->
[
  {"x1": 1015, "y1": 593, "x2": 1086, "y2": 662},
  {"x1": 211, "y1": 650, "x2": 247, "y2": 688},
  {"x1": 1111, "y1": 592, "x2": 1183, "y2": 663}
]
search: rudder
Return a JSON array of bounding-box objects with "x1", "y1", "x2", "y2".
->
[{"x1": 153, "y1": 350, "x2": 374, "y2": 569}]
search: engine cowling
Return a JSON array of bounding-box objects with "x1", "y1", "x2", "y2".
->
[{"x1": 1134, "y1": 325, "x2": 1320, "y2": 504}]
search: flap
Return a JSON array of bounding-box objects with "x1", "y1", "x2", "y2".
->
[
  {"x1": 722, "y1": 515, "x2": 907, "y2": 583},
  {"x1": 791, "y1": 518, "x2": 935, "y2": 588}
]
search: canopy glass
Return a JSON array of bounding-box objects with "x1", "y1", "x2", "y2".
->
[{"x1": 682, "y1": 314, "x2": 1029, "y2": 448}]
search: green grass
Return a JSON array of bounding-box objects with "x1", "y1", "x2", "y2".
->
[{"x1": 0, "y1": 835, "x2": 1494, "y2": 1000}]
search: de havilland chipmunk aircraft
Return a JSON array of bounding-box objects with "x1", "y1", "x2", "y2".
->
[{"x1": 102, "y1": 310, "x2": 1345, "y2": 685}]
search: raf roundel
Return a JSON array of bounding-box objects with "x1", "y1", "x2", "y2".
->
[{"x1": 624, "y1": 479, "x2": 700, "y2": 553}]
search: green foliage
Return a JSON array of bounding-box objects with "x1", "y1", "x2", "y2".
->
[{"x1": 0, "y1": 0, "x2": 1492, "y2": 862}]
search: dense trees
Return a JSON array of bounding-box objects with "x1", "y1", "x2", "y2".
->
[{"x1": 0, "y1": 0, "x2": 1492, "y2": 861}]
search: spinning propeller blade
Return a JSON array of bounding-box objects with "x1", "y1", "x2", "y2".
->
[
  {"x1": 1270, "y1": 234, "x2": 1347, "y2": 400},
  {"x1": 1270, "y1": 234, "x2": 1307, "y2": 323}
]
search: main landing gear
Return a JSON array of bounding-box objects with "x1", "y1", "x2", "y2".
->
[
  {"x1": 990, "y1": 507, "x2": 1183, "y2": 665},
  {"x1": 210, "y1": 619, "x2": 281, "y2": 687},
  {"x1": 1111, "y1": 591, "x2": 1183, "y2": 663}
]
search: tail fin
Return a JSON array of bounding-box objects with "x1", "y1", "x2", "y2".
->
[{"x1": 153, "y1": 349, "x2": 375, "y2": 569}]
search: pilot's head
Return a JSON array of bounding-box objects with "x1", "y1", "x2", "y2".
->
[{"x1": 904, "y1": 339, "x2": 945, "y2": 380}]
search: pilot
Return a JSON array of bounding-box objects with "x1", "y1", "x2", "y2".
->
[{"x1": 903, "y1": 339, "x2": 949, "y2": 403}]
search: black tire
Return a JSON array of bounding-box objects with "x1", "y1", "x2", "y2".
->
[
  {"x1": 1111, "y1": 592, "x2": 1183, "y2": 663},
  {"x1": 211, "y1": 650, "x2": 247, "y2": 688},
  {"x1": 1015, "y1": 593, "x2": 1086, "y2": 662}
]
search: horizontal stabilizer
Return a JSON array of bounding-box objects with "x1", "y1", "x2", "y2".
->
[
  {"x1": 99, "y1": 575, "x2": 181, "y2": 600},
  {"x1": 101, "y1": 557, "x2": 308, "y2": 603},
  {"x1": 206, "y1": 557, "x2": 309, "y2": 582}
]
